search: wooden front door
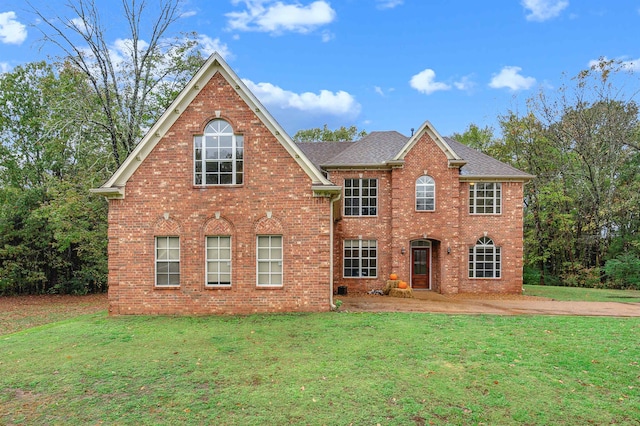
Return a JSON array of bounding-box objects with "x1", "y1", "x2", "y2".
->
[{"x1": 411, "y1": 247, "x2": 430, "y2": 289}]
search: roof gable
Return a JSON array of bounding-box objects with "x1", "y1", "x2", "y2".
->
[
  {"x1": 393, "y1": 120, "x2": 464, "y2": 165},
  {"x1": 92, "y1": 52, "x2": 333, "y2": 198}
]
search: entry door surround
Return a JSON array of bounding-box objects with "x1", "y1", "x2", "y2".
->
[{"x1": 411, "y1": 240, "x2": 431, "y2": 289}]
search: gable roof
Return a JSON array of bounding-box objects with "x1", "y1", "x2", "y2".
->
[
  {"x1": 296, "y1": 141, "x2": 353, "y2": 170},
  {"x1": 318, "y1": 131, "x2": 409, "y2": 167},
  {"x1": 445, "y1": 138, "x2": 535, "y2": 180},
  {"x1": 296, "y1": 121, "x2": 533, "y2": 181},
  {"x1": 92, "y1": 52, "x2": 336, "y2": 199}
]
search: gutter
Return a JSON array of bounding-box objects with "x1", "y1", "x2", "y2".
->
[{"x1": 329, "y1": 191, "x2": 341, "y2": 310}]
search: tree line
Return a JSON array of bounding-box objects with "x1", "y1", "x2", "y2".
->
[
  {"x1": 1, "y1": 1, "x2": 638, "y2": 294},
  {"x1": 452, "y1": 61, "x2": 640, "y2": 289}
]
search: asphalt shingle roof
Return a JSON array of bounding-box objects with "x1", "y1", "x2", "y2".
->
[
  {"x1": 296, "y1": 131, "x2": 532, "y2": 179},
  {"x1": 444, "y1": 137, "x2": 534, "y2": 178}
]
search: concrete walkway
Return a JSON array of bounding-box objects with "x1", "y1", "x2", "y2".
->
[{"x1": 338, "y1": 291, "x2": 640, "y2": 317}]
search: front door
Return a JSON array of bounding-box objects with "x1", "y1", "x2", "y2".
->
[{"x1": 411, "y1": 247, "x2": 430, "y2": 289}]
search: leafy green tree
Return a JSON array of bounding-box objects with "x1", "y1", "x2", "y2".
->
[
  {"x1": 450, "y1": 124, "x2": 499, "y2": 154},
  {"x1": 0, "y1": 62, "x2": 110, "y2": 294},
  {"x1": 293, "y1": 124, "x2": 367, "y2": 142},
  {"x1": 496, "y1": 59, "x2": 640, "y2": 287}
]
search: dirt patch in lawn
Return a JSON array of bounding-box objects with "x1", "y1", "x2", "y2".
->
[
  {"x1": 338, "y1": 290, "x2": 640, "y2": 317},
  {"x1": 0, "y1": 293, "x2": 108, "y2": 335}
]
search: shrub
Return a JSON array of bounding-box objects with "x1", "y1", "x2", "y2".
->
[{"x1": 604, "y1": 254, "x2": 640, "y2": 290}]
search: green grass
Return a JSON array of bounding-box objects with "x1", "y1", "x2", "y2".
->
[
  {"x1": 525, "y1": 285, "x2": 640, "y2": 302},
  {"x1": 1, "y1": 312, "x2": 639, "y2": 425}
]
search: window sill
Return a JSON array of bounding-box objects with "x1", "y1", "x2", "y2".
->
[
  {"x1": 256, "y1": 285, "x2": 284, "y2": 289},
  {"x1": 193, "y1": 184, "x2": 244, "y2": 189},
  {"x1": 154, "y1": 285, "x2": 180, "y2": 289}
]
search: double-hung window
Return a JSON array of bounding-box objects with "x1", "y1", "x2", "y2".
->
[
  {"x1": 194, "y1": 119, "x2": 244, "y2": 185},
  {"x1": 416, "y1": 176, "x2": 435, "y2": 211},
  {"x1": 343, "y1": 240, "x2": 377, "y2": 278},
  {"x1": 206, "y1": 236, "x2": 231, "y2": 287},
  {"x1": 469, "y1": 182, "x2": 501, "y2": 214},
  {"x1": 257, "y1": 235, "x2": 283, "y2": 286},
  {"x1": 344, "y1": 178, "x2": 377, "y2": 216},
  {"x1": 468, "y1": 237, "x2": 501, "y2": 278},
  {"x1": 156, "y1": 236, "x2": 180, "y2": 286}
]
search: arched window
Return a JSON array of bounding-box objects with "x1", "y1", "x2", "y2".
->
[
  {"x1": 468, "y1": 237, "x2": 501, "y2": 278},
  {"x1": 416, "y1": 176, "x2": 435, "y2": 211},
  {"x1": 194, "y1": 119, "x2": 244, "y2": 185}
]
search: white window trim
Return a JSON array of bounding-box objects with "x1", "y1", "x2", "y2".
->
[
  {"x1": 155, "y1": 236, "x2": 180, "y2": 287},
  {"x1": 256, "y1": 235, "x2": 283, "y2": 287},
  {"x1": 343, "y1": 178, "x2": 378, "y2": 217},
  {"x1": 343, "y1": 239, "x2": 378, "y2": 279},
  {"x1": 194, "y1": 119, "x2": 244, "y2": 186},
  {"x1": 415, "y1": 175, "x2": 436, "y2": 212},
  {"x1": 468, "y1": 237, "x2": 502, "y2": 279},
  {"x1": 469, "y1": 182, "x2": 502, "y2": 215},
  {"x1": 205, "y1": 236, "x2": 232, "y2": 288}
]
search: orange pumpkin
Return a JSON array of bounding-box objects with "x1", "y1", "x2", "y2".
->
[
  {"x1": 398, "y1": 281, "x2": 408, "y2": 289},
  {"x1": 389, "y1": 273, "x2": 398, "y2": 280}
]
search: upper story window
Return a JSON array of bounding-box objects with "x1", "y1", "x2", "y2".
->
[
  {"x1": 416, "y1": 176, "x2": 435, "y2": 211},
  {"x1": 469, "y1": 182, "x2": 501, "y2": 214},
  {"x1": 469, "y1": 237, "x2": 501, "y2": 278},
  {"x1": 194, "y1": 119, "x2": 243, "y2": 185},
  {"x1": 344, "y1": 178, "x2": 377, "y2": 216}
]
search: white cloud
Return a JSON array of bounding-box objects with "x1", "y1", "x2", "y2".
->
[
  {"x1": 453, "y1": 75, "x2": 476, "y2": 91},
  {"x1": 0, "y1": 11, "x2": 27, "y2": 45},
  {"x1": 489, "y1": 66, "x2": 536, "y2": 91},
  {"x1": 227, "y1": 0, "x2": 336, "y2": 34},
  {"x1": 374, "y1": 86, "x2": 384, "y2": 96},
  {"x1": 243, "y1": 79, "x2": 361, "y2": 117},
  {"x1": 70, "y1": 17, "x2": 89, "y2": 33},
  {"x1": 320, "y1": 30, "x2": 334, "y2": 42},
  {"x1": 588, "y1": 56, "x2": 640, "y2": 72},
  {"x1": 376, "y1": 0, "x2": 404, "y2": 10},
  {"x1": 197, "y1": 35, "x2": 233, "y2": 59},
  {"x1": 522, "y1": 0, "x2": 569, "y2": 22},
  {"x1": 180, "y1": 10, "x2": 198, "y2": 18},
  {"x1": 409, "y1": 69, "x2": 451, "y2": 95},
  {"x1": 0, "y1": 62, "x2": 11, "y2": 73}
]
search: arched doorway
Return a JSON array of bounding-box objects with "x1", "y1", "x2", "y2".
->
[{"x1": 411, "y1": 240, "x2": 431, "y2": 289}]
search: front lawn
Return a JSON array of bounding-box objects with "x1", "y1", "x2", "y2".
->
[
  {"x1": 1, "y1": 312, "x2": 638, "y2": 425},
  {"x1": 524, "y1": 285, "x2": 640, "y2": 303}
]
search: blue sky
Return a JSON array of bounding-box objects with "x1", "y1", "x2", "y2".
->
[{"x1": 1, "y1": 0, "x2": 639, "y2": 138}]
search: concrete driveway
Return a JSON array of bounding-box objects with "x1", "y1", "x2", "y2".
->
[{"x1": 338, "y1": 291, "x2": 640, "y2": 317}]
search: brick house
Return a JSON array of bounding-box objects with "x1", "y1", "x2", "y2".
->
[{"x1": 93, "y1": 53, "x2": 533, "y2": 315}]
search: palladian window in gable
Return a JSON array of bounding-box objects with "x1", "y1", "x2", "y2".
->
[{"x1": 194, "y1": 119, "x2": 244, "y2": 185}]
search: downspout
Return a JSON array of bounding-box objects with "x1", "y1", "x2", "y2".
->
[{"x1": 329, "y1": 192, "x2": 341, "y2": 309}]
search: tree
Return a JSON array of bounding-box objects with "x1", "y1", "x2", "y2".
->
[
  {"x1": 450, "y1": 124, "x2": 499, "y2": 154},
  {"x1": 32, "y1": 0, "x2": 206, "y2": 166},
  {"x1": 293, "y1": 124, "x2": 367, "y2": 142},
  {"x1": 495, "y1": 59, "x2": 640, "y2": 287},
  {"x1": 0, "y1": 62, "x2": 110, "y2": 294}
]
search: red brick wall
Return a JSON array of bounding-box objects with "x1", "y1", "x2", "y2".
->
[
  {"x1": 330, "y1": 170, "x2": 393, "y2": 293},
  {"x1": 329, "y1": 132, "x2": 525, "y2": 295},
  {"x1": 458, "y1": 181, "x2": 524, "y2": 293},
  {"x1": 107, "y1": 72, "x2": 332, "y2": 315}
]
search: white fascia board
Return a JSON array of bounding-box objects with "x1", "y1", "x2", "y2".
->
[
  {"x1": 95, "y1": 52, "x2": 332, "y2": 195},
  {"x1": 393, "y1": 120, "x2": 462, "y2": 162}
]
